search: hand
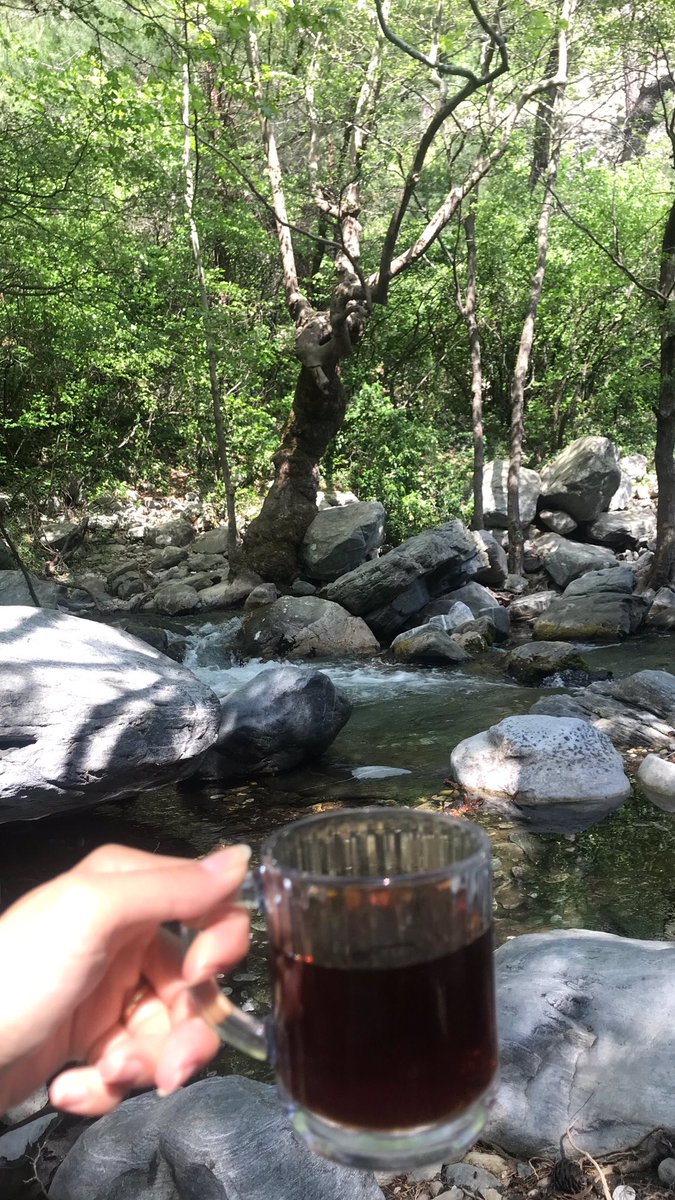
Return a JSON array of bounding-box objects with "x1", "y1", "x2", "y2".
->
[{"x1": 0, "y1": 842, "x2": 251, "y2": 1117}]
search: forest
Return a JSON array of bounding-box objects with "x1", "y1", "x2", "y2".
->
[{"x1": 0, "y1": 0, "x2": 673, "y2": 580}]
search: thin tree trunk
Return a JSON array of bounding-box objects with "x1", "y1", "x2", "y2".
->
[
  {"x1": 649, "y1": 197, "x2": 675, "y2": 587},
  {"x1": 462, "y1": 206, "x2": 485, "y2": 529},
  {"x1": 181, "y1": 48, "x2": 238, "y2": 553}
]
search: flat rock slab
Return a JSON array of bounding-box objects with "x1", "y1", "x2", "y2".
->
[
  {"x1": 49, "y1": 1077, "x2": 384, "y2": 1200},
  {"x1": 450, "y1": 715, "x2": 630, "y2": 832},
  {"x1": 237, "y1": 596, "x2": 379, "y2": 658},
  {"x1": 485, "y1": 930, "x2": 675, "y2": 1157},
  {"x1": 531, "y1": 669, "x2": 675, "y2": 753},
  {"x1": 0, "y1": 607, "x2": 221, "y2": 821},
  {"x1": 533, "y1": 593, "x2": 647, "y2": 641}
]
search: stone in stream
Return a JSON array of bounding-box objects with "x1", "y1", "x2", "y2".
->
[
  {"x1": 449, "y1": 715, "x2": 630, "y2": 832},
  {"x1": 533, "y1": 565, "x2": 646, "y2": 640},
  {"x1": 482, "y1": 460, "x2": 541, "y2": 529},
  {"x1": 0, "y1": 606, "x2": 221, "y2": 822},
  {"x1": 390, "y1": 625, "x2": 471, "y2": 666},
  {"x1": 530, "y1": 668, "x2": 675, "y2": 752},
  {"x1": 322, "y1": 521, "x2": 484, "y2": 641},
  {"x1": 422, "y1": 582, "x2": 510, "y2": 640},
  {"x1": 636, "y1": 754, "x2": 675, "y2": 811},
  {"x1": 539, "y1": 435, "x2": 621, "y2": 522},
  {"x1": 506, "y1": 641, "x2": 586, "y2": 685},
  {"x1": 300, "y1": 501, "x2": 386, "y2": 582},
  {"x1": 198, "y1": 665, "x2": 351, "y2": 780},
  {"x1": 485, "y1": 930, "x2": 675, "y2": 1156},
  {"x1": 237, "y1": 595, "x2": 379, "y2": 658},
  {"x1": 49, "y1": 1078, "x2": 385, "y2": 1200}
]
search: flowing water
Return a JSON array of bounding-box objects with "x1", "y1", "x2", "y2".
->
[{"x1": 1, "y1": 623, "x2": 674, "y2": 1083}]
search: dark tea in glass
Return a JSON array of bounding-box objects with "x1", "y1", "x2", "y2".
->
[{"x1": 189, "y1": 808, "x2": 497, "y2": 1170}]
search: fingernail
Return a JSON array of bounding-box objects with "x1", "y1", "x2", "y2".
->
[
  {"x1": 100, "y1": 1053, "x2": 146, "y2": 1083},
  {"x1": 50, "y1": 1077, "x2": 89, "y2": 1107},
  {"x1": 156, "y1": 1063, "x2": 195, "y2": 1097},
  {"x1": 200, "y1": 844, "x2": 251, "y2": 876}
]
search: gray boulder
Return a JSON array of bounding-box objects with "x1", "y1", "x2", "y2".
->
[
  {"x1": 540, "y1": 435, "x2": 621, "y2": 522},
  {"x1": 533, "y1": 590, "x2": 646, "y2": 641},
  {"x1": 586, "y1": 510, "x2": 656, "y2": 550},
  {"x1": 530, "y1": 669, "x2": 675, "y2": 752},
  {"x1": 390, "y1": 625, "x2": 471, "y2": 666},
  {"x1": 0, "y1": 570, "x2": 61, "y2": 608},
  {"x1": 148, "y1": 545, "x2": 188, "y2": 569},
  {"x1": 238, "y1": 595, "x2": 379, "y2": 658},
  {"x1": 534, "y1": 531, "x2": 618, "y2": 588},
  {"x1": 144, "y1": 517, "x2": 195, "y2": 548},
  {"x1": 539, "y1": 509, "x2": 577, "y2": 536},
  {"x1": 450, "y1": 715, "x2": 630, "y2": 832},
  {"x1": 426, "y1": 601, "x2": 474, "y2": 632},
  {"x1": 41, "y1": 520, "x2": 83, "y2": 550},
  {"x1": 565, "y1": 564, "x2": 636, "y2": 596},
  {"x1": 323, "y1": 521, "x2": 483, "y2": 641},
  {"x1": 151, "y1": 582, "x2": 201, "y2": 615},
  {"x1": 200, "y1": 666, "x2": 351, "y2": 780},
  {"x1": 423, "y1": 582, "x2": 510, "y2": 640},
  {"x1": 506, "y1": 642, "x2": 585, "y2": 685},
  {"x1": 471, "y1": 530, "x2": 508, "y2": 587},
  {"x1": 199, "y1": 573, "x2": 263, "y2": 610},
  {"x1": 485, "y1": 930, "x2": 675, "y2": 1156},
  {"x1": 0, "y1": 607, "x2": 220, "y2": 821},
  {"x1": 300, "y1": 501, "x2": 385, "y2": 582},
  {"x1": 637, "y1": 754, "x2": 675, "y2": 811},
  {"x1": 244, "y1": 582, "x2": 278, "y2": 609},
  {"x1": 482, "y1": 460, "x2": 541, "y2": 529},
  {"x1": 192, "y1": 526, "x2": 229, "y2": 555},
  {"x1": 648, "y1": 587, "x2": 675, "y2": 629},
  {"x1": 608, "y1": 469, "x2": 633, "y2": 511},
  {"x1": 50, "y1": 1077, "x2": 384, "y2": 1200},
  {"x1": 508, "y1": 591, "x2": 557, "y2": 622},
  {"x1": 621, "y1": 452, "x2": 649, "y2": 481}
]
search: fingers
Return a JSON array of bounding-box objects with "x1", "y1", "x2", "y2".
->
[
  {"x1": 49, "y1": 1066, "x2": 128, "y2": 1116},
  {"x1": 181, "y1": 908, "x2": 251, "y2": 985},
  {"x1": 75, "y1": 844, "x2": 196, "y2": 875},
  {"x1": 154, "y1": 1018, "x2": 221, "y2": 1097}
]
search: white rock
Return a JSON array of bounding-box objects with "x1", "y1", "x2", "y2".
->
[
  {"x1": 658, "y1": 1158, "x2": 675, "y2": 1187},
  {"x1": 637, "y1": 754, "x2": 675, "y2": 811}
]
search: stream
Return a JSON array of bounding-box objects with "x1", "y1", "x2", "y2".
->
[{"x1": 1, "y1": 623, "x2": 674, "y2": 1084}]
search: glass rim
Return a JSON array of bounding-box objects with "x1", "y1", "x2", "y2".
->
[{"x1": 259, "y1": 806, "x2": 492, "y2": 888}]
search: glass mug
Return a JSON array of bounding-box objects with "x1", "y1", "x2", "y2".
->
[{"x1": 188, "y1": 807, "x2": 497, "y2": 1170}]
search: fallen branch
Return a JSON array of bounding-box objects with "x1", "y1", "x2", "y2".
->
[{"x1": 566, "y1": 1128, "x2": 612, "y2": 1200}]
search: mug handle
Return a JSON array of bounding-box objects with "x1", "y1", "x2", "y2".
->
[{"x1": 180, "y1": 869, "x2": 269, "y2": 1062}]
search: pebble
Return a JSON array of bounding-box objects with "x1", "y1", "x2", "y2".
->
[
  {"x1": 483, "y1": 1190, "x2": 502, "y2": 1200},
  {"x1": 613, "y1": 1187, "x2": 637, "y2": 1200},
  {"x1": 435, "y1": 1190, "x2": 463, "y2": 1200},
  {"x1": 429, "y1": 1184, "x2": 445, "y2": 1198},
  {"x1": 407, "y1": 1161, "x2": 443, "y2": 1182},
  {"x1": 658, "y1": 1158, "x2": 675, "y2": 1188},
  {"x1": 464, "y1": 1152, "x2": 510, "y2": 1179}
]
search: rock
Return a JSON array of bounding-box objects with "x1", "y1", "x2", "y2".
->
[
  {"x1": 533, "y1": 593, "x2": 647, "y2": 641},
  {"x1": 192, "y1": 526, "x2": 229, "y2": 555},
  {"x1": 0, "y1": 607, "x2": 220, "y2": 821},
  {"x1": 49, "y1": 1077, "x2": 384, "y2": 1200},
  {"x1": 238, "y1": 596, "x2": 379, "y2": 658},
  {"x1": 504, "y1": 573, "x2": 529, "y2": 594},
  {"x1": 148, "y1": 545, "x2": 188, "y2": 569},
  {"x1": 291, "y1": 579, "x2": 317, "y2": 596},
  {"x1": 426, "y1": 601, "x2": 475, "y2": 632},
  {"x1": 506, "y1": 642, "x2": 585, "y2": 685},
  {"x1": 114, "y1": 572, "x2": 147, "y2": 601},
  {"x1": 3, "y1": 1085, "x2": 49, "y2": 1125},
  {"x1": 390, "y1": 625, "x2": 471, "y2": 666},
  {"x1": 0, "y1": 1113, "x2": 58, "y2": 1197},
  {"x1": 462, "y1": 1152, "x2": 510, "y2": 1179},
  {"x1": 472, "y1": 530, "x2": 508, "y2": 587},
  {"x1": 485, "y1": 930, "x2": 675, "y2": 1156},
  {"x1": 443, "y1": 1163, "x2": 502, "y2": 1194},
  {"x1": 508, "y1": 591, "x2": 558, "y2": 622},
  {"x1": 423, "y1": 582, "x2": 510, "y2": 639},
  {"x1": 406, "y1": 1162, "x2": 444, "y2": 1183},
  {"x1": 318, "y1": 488, "x2": 359, "y2": 507},
  {"x1": 200, "y1": 573, "x2": 263, "y2": 610},
  {"x1": 608, "y1": 469, "x2": 633, "y2": 511},
  {"x1": 586, "y1": 510, "x2": 656, "y2": 550},
  {"x1": 300, "y1": 501, "x2": 385, "y2": 582},
  {"x1": 450, "y1": 715, "x2": 630, "y2": 832},
  {"x1": 244, "y1": 582, "x2": 278, "y2": 609},
  {"x1": 637, "y1": 754, "x2": 675, "y2": 811},
  {"x1": 540, "y1": 435, "x2": 621, "y2": 522},
  {"x1": 185, "y1": 552, "x2": 228, "y2": 575},
  {"x1": 0, "y1": 570, "x2": 60, "y2": 608},
  {"x1": 539, "y1": 509, "x2": 578, "y2": 536},
  {"x1": 144, "y1": 517, "x2": 195, "y2": 548},
  {"x1": 322, "y1": 521, "x2": 482, "y2": 641},
  {"x1": 152, "y1": 582, "x2": 201, "y2": 615},
  {"x1": 534, "y1": 531, "x2": 618, "y2": 588},
  {"x1": 457, "y1": 615, "x2": 498, "y2": 645},
  {"x1": 452, "y1": 628, "x2": 489, "y2": 654},
  {"x1": 648, "y1": 587, "x2": 675, "y2": 629},
  {"x1": 621, "y1": 453, "x2": 648, "y2": 481},
  {"x1": 530, "y1": 669, "x2": 675, "y2": 753},
  {"x1": 41, "y1": 520, "x2": 84, "y2": 549},
  {"x1": 658, "y1": 1159, "x2": 675, "y2": 1188},
  {"x1": 564, "y1": 565, "x2": 636, "y2": 596},
  {"x1": 482, "y1": 460, "x2": 541, "y2": 529},
  {"x1": 199, "y1": 666, "x2": 351, "y2": 780},
  {"x1": 0, "y1": 539, "x2": 14, "y2": 570},
  {"x1": 351, "y1": 765, "x2": 412, "y2": 780}
]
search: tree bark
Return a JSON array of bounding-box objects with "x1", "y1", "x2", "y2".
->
[
  {"x1": 457, "y1": 203, "x2": 485, "y2": 529},
  {"x1": 181, "y1": 47, "x2": 238, "y2": 552},
  {"x1": 649, "y1": 197, "x2": 675, "y2": 587}
]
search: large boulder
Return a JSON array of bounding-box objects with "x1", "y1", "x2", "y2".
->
[
  {"x1": 637, "y1": 753, "x2": 675, "y2": 811},
  {"x1": 237, "y1": 595, "x2": 379, "y2": 658},
  {"x1": 506, "y1": 641, "x2": 586, "y2": 685},
  {"x1": 323, "y1": 521, "x2": 483, "y2": 641},
  {"x1": 648, "y1": 586, "x2": 675, "y2": 629},
  {"x1": 300, "y1": 501, "x2": 385, "y2": 582},
  {"x1": 191, "y1": 526, "x2": 229, "y2": 555},
  {"x1": 0, "y1": 607, "x2": 220, "y2": 822},
  {"x1": 508, "y1": 590, "x2": 558, "y2": 622},
  {"x1": 533, "y1": 531, "x2": 618, "y2": 588},
  {"x1": 0, "y1": 570, "x2": 61, "y2": 608},
  {"x1": 422, "y1": 582, "x2": 510, "y2": 640},
  {"x1": 538, "y1": 509, "x2": 577, "y2": 536},
  {"x1": 482, "y1": 460, "x2": 541, "y2": 529},
  {"x1": 199, "y1": 666, "x2": 352, "y2": 780},
  {"x1": 533, "y1": 567, "x2": 646, "y2": 641},
  {"x1": 530, "y1": 669, "x2": 675, "y2": 752},
  {"x1": 49, "y1": 1077, "x2": 384, "y2": 1200},
  {"x1": 471, "y1": 530, "x2": 508, "y2": 587},
  {"x1": 485, "y1": 930, "x2": 675, "y2": 1156},
  {"x1": 539, "y1": 435, "x2": 621, "y2": 522},
  {"x1": 586, "y1": 510, "x2": 656, "y2": 550},
  {"x1": 449, "y1": 715, "x2": 630, "y2": 832},
  {"x1": 143, "y1": 516, "x2": 196, "y2": 548},
  {"x1": 608, "y1": 469, "x2": 633, "y2": 511},
  {"x1": 390, "y1": 625, "x2": 471, "y2": 666}
]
